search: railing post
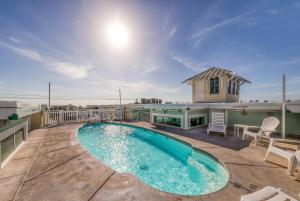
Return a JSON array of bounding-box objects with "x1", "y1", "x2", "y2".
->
[
  {"x1": 76, "y1": 109, "x2": 79, "y2": 122},
  {"x1": 59, "y1": 110, "x2": 63, "y2": 123}
]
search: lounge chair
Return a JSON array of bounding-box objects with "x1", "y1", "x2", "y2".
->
[
  {"x1": 207, "y1": 112, "x2": 226, "y2": 136},
  {"x1": 240, "y1": 186, "x2": 298, "y2": 201},
  {"x1": 265, "y1": 138, "x2": 300, "y2": 175},
  {"x1": 242, "y1": 117, "x2": 280, "y2": 145}
]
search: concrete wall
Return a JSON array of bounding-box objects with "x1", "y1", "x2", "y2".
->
[
  {"x1": 192, "y1": 79, "x2": 204, "y2": 103},
  {"x1": 227, "y1": 110, "x2": 300, "y2": 136},
  {"x1": 29, "y1": 112, "x2": 43, "y2": 131},
  {"x1": 0, "y1": 117, "x2": 27, "y2": 132}
]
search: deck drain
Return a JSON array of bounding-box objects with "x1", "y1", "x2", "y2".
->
[{"x1": 139, "y1": 165, "x2": 149, "y2": 170}]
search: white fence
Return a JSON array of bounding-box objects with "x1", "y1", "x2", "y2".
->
[{"x1": 43, "y1": 109, "x2": 123, "y2": 126}]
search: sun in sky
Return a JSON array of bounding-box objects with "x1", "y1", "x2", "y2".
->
[{"x1": 106, "y1": 21, "x2": 129, "y2": 49}]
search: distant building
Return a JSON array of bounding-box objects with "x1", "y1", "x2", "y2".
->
[
  {"x1": 140, "y1": 98, "x2": 162, "y2": 104},
  {"x1": 182, "y1": 67, "x2": 251, "y2": 103},
  {"x1": 50, "y1": 104, "x2": 78, "y2": 111},
  {"x1": 41, "y1": 104, "x2": 48, "y2": 111}
]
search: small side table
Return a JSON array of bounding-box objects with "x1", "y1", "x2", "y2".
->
[{"x1": 234, "y1": 124, "x2": 247, "y2": 137}]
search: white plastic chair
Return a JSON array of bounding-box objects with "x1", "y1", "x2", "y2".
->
[
  {"x1": 265, "y1": 138, "x2": 300, "y2": 175},
  {"x1": 242, "y1": 117, "x2": 280, "y2": 145},
  {"x1": 240, "y1": 186, "x2": 297, "y2": 201},
  {"x1": 207, "y1": 112, "x2": 226, "y2": 136}
]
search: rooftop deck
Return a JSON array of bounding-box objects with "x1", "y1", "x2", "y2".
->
[{"x1": 0, "y1": 122, "x2": 299, "y2": 201}]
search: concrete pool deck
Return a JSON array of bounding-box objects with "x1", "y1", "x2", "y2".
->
[{"x1": 0, "y1": 122, "x2": 299, "y2": 201}]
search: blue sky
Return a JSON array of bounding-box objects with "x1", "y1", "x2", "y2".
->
[{"x1": 0, "y1": 0, "x2": 300, "y2": 105}]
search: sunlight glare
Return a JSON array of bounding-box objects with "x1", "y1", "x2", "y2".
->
[{"x1": 106, "y1": 22, "x2": 129, "y2": 48}]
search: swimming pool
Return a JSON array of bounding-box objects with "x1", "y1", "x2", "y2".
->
[{"x1": 77, "y1": 123, "x2": 229, "y2": 196}]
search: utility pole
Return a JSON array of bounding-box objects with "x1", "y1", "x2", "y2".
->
[
  {"x1": 119, "y1": 88, "x2": 122, "y2": 108},
  {"x1": 48, "y1": 82, "x2": 51, "y2": 110},
  {"x1": 119, "y1": 88, "x2": 123, "y2": 120},
  {"x1": 281, "y1": 74, "x2": 286, "y2": 139}
]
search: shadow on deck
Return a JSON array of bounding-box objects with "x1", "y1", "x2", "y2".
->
[{"x1": 154, "y1": 125, "x2": 253, "y2": 151}]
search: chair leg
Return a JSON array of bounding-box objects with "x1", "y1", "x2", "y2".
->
[
  {"x1": 288, "y1": 156, "x2": 297, "y2": 175},
  {"x1": 264, "y1": 148, "x2": 271, "y2": 161},
  {"x1": 255, "y1": 136, "x2": 260, "y2": 146},
  {"x1": 207, "y1": 130, "x2": 209, "y2": 135},
  {"x1": 242, "y1": 133, "x2": 245, "y2": 140}
]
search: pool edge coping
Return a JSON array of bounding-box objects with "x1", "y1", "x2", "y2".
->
[{"x1": 75, "y1": 121, "x2": 231, "y2": 199}]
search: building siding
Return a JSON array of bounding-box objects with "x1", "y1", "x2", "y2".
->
[{"x1": 227, "y1": 111, "x2": 300, "y2": 136}]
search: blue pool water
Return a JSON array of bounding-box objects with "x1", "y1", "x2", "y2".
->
[{"x1": 77, "y1": 123, "x2": 228, "y2": 196}]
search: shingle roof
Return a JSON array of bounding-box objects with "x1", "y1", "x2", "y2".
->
[{"x1": 182, "y1": 67, "x2": 251, "y2": 84}]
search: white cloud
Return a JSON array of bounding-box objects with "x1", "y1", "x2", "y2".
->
[
  {"x1": 192, "y1": 6, "x2": 264, "y2": 38},
  {"x1": 48, "y1": 62, "x2": 88, "y2": 79},
  {"x1": 267, "y1": 9, "x2": 278, "y2": 15},
  {"x1": 289, "y1": 76, "x2": 300, "y2": 84},
  {"x1": 0, "y1": 42, "x2": 43, "y2": 62},
  {"x1": 143, "y1": 66, "x2": 158, "y2": 74},
  {"x1": 169, "y1": 26, "x2": 177, "y2": 38},
  {"x1": 9, "y1": 36, "x2": 28, "y2": 44},
  {"x1": 247, "y1": 76, "x2": 300, "y2": 89},
  {"x1": 171, "y1": 54, "x2": 207, "y2": 72},
  {"x1": 294, "y1": 2, "x2": 300, "y2": 8},
  {"x1": 276, "y1": 58, "x2": 300, "y2": 65},
  {"x1": 0, "y1": 42, "x2": 91, "y2": 79},
  {"x1": 86, "y1": 79, "x2": 182, "y2": 99}
]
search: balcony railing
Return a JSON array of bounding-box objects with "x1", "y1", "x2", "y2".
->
[{"x1": 43, "y1": 109, "x2": 123, "y2": 126}]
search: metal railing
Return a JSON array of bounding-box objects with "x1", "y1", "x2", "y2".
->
[{"x1": 43, "y1": 109, "x2": 123, "y2": 126}]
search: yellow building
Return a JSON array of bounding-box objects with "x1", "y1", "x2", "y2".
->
[{"x1": 182, "y1": 67, "x2": 251, "y2": 103}]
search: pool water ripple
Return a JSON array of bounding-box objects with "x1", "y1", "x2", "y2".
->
[{"x1": 77, "y1": 123, "x2": 228, "y2": 196}]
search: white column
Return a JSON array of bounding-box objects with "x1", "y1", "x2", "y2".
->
[
  {"x1": 150, "y1": 109, "x2": 154, "y2": 123},
  {"x1": 184, "y1": 110, "x2": 189, "y2": 129},
  {"x1": 224, "y1": 110, "x2": 228, "y2": 126},
  {"x1": 76, "y1": 109, "x2": 79, "y2": 122}
]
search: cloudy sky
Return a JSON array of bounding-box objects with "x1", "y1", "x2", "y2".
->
[{"x1": 0, "y1": 0, "x2": 300, "y2": 105}]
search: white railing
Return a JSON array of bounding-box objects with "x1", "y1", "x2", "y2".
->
[{"x1": 43, "y1": 109, "x2": 123, "y2": 126}]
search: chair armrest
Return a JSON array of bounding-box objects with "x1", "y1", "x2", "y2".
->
[
  {"x1": 244, "y1": 125, "x2": 260, "y2": 132},
  {"x1": 275, "y1": 139, "x2": 300, "y2": 144},
  {"x1": 246, "y1": 126, "x2": 260, "y2": 129},
  {"x1": 261, "y1": 129, "x2": 277, "y2": 133},
  {"x1": 271, "y1": 138, "x2": 300, "y2": 151},
  {"x1": 269, "y1": 138, "x2": 277, "y2": 147},
  {"x1": 208, "y1": 123, "x2": 211, "y2": 128}
]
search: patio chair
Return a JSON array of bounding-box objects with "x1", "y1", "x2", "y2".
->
[
  {"x1": 207, "y1": 112, "x2": 226, "y2": 136},
  {"x1": 240, "y1": 186, "x2": 297, "y2": 201},
  {"x1": 265, "y1": 138, "x2": 300, "y2": 175},
  {"x1": 242, "y1": 117, "x2": 280, "y2": 145}
]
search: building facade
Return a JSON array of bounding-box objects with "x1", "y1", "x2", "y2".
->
[{"x1": 182, "y1": 67, "x2": 251, "y2": 103}]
